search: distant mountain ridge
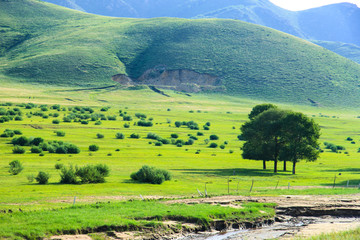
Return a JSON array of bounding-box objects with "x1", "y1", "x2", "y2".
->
[
  {"x1": 43, "y1": 0, "x2": 360, "y2": 45},
  {"x1": 43, "y1": 0, "x2": 360, "y2": 63}
]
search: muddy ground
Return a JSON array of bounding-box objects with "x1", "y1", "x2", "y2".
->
[{"x1": 50, "y1": 193, "x2": 360, "y2": 240}]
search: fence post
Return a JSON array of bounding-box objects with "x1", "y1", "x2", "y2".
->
[
  {"x1": 288, "y1": 182, "x2": 290, "y2": 190},
  {"x1": 333, "y1": 175, "x2": 337, "y2": 188},
  {"x1": 347, "y1": 180, "x2": 349, "y2": 188},
  {"x1": 249, "y1": 180, "x2": 254, "y2": 193},
  {"x1": 73, "y1": 196, "x2": 76, "y2": 206},
  {"x1": 275, "y1": 180, "x2": 279, "y2": 190}
]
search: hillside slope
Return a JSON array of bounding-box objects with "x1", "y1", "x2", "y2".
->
[
  {"x1": 1, "y1": 0, "x2": 360, "y2": 106},
  {"x1": 312, "y1": 41, "x2": 360, "y2": 64}
]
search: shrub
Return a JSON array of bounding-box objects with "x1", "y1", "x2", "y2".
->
[
  {"x1": 31, "y1": 146, "x2": 42, "y2": 153},
  {"x1": 81, "y1": 120, "x2": 88, "y2": 125},
  {"x1": 14, "y1": 116, "x2": 22, "y2": 121},
  {"x1": 123, "y1": 116, "x2": 132, "y2": 121},
  {"x1": 89, "y1": 144, "x2": 99, "y2": 152},
  {"x1": 209, "y1": 135, "x2": 219, "y2": 140},
  {"x1": 12, "y1": 146, "x2": 25, "y2": 154},
  {"x1": 26, "y1": 174, "x2": 35, "y2": 183},
  {"x1": 95, "y1": 121, "x2": 102, "y2": 125},
  {"x1": 14, "y1": 130, "x2": 22, "y2": 135},
  {"x1": 147, "y1": 132, "x2": 160, "y2": 140},
  {"x1": 155, "y1": 142, "x2": 163, "y2": 146},
  {"x1": 220, "y1": 144, "x2": 225, "y2": 149},
  {"x1": 96, "y1": 133, "x2": 104, "y2": 139},
  {"x1": 124, "y1": 123, "x2": 130, "y2": 128},
  {"x1": 197, "y1": 132, "x2": 204, "y2": 136},
  {"x1": 11, "y1": 136, "x2": 29, "y2": 146},
  {"x1": 52, "y1": 119, "x2": 60, "y2": 124},
  {"x1": 171, "y1": 133, "x2": 179, "y2": 138},
  {"x1": 175, "y1": 121, "x2": 182, "y2": 128},
  {"x1": 137, "y1": 120, "x2": 153, "y2": 127},
  {"x1": 67, "y1": 144, "x2": 80, "y2": 154},
  {"x1": 130, "y1": 133, "x2": 140, "y2": 139},
  {"x1": 30, "y1": 137, "x2": 44, "y2": 146},
  {"x1": 115, "y1": 132, "x2": 125, "y2": 139},
  {"x1": 55, "y1": 131, "x2": 65, "y2": 137},
  {"x1": 135, "y1": 113, "x2": 147, "y2": 119},
  {"x1": 130, "y1": 165, "x2": 171, "y2": 184},
  {"x1": 203, "y1": 126, "x2": 210, "y2": 130},
  {"x1": 205, "y1": 122, "x2": 211, "y2": 126},
  {"x1": 346, "y1": 137, "x2": 353, "y2": 141},
  {"x1": 76, "y1": 164, "x2": 110, "y2": 183},
  {"x1": 55, "y1": 163, "x2": 64, "y2": 169},
  {"x1": 9, "y1": 160, "x2": 23, "y2": 175},
  {"x1": 60, "y1": 165, "x2": 77, "y2": 184},
  {"x1": 209, "y1": 143, "x2": 218, "y2": 148},
  {"x1": 35, "y1": 171, "x2": 50, "y2": 184}
]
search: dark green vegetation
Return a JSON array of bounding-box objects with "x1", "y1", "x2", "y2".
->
[
  {"x1": 2, "y1": 0, "x2": 360, "y2": 106},
  {"x1": 8, "y1": 160, "x2": 23, "y2": 175},
  {"x1": 131, "y1": 165, "x2": 171, "y2": 184},
  {"x1": 241, "y1": 104, "x2": 320, "y2": 174},
  {"x1": 0, "y1": 200, "x2": 275, "y2": 240}
]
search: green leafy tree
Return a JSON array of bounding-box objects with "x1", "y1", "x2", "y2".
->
[
  {"x1": 279, "y1": 112, "x2": 320, "y2": 174},
  {"x1": 241, "y1": 108, "x2": 287, "y2": 173},
  {"x1": 248, "y1": 103, "x2": 277, "y2": 120}
]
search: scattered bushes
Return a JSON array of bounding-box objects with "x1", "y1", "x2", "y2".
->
[
  {"x1": 131, "y1": 165, "x2": 171, "y2": 184},
  {"x1": 137, "y1": 120, "x2": 153, "y2": 127},
  {"x1": 9, "y1": 160, "x2": 23, "y2": 175},
  {"x1": 35, "y1": 171, "x2": 50, "y2": 184}
]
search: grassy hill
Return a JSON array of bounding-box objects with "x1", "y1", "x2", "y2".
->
[
  {"x1": 312, "y1": 40, "x2": 360, "y2": 64},
  {"x1": 2, "y1": 0, "x2": 360, "y2": 106}
]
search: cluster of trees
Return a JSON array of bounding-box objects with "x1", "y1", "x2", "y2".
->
[{"x1": 241, "y1": 104, "x2": 320, "y2": 174}]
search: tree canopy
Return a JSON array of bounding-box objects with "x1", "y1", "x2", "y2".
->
[{"x1": 241, "y1": 104, "x2": 320, "y2": 174}]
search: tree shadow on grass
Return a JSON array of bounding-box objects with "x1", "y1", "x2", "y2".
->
[
  {"x1": 321, "y1": 178, "x2": 360, "y2": 187},
  {"x1": 171, "y1": 168, "x2": 290, "y2": 177}
]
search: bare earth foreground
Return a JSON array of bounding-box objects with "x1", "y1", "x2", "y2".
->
[{"x1": 49, "y1": 193, "x2": 360, "y2": 240}]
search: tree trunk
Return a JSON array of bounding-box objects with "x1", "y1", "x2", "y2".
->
[
  {"x1": 263, "y1": 160, "x2": 266, "y2": 170},
  {"x1": 283, "y1": 160, "x2": 287, "y2": 171},
  {"x1": 274, "y1": 159, "x2": 278, "y2": 173},
  {"x1": 292, "y1": 161, "x2": 296, "y2": 174}
]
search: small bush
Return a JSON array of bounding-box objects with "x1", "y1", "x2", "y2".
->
[
  {"x1": 30, "y1": 137, "x2": 44, "y2": 146},
  {"x1": 89, "y1": 144, "x2": 99, "y2": 152},
  {"x1": 220, "y1": 144, "x2": 225, "y2": 149},
  {"x1": 124, "y1": 123, "x2": 130, "y2": 128},
  {"x1": 209, "y1": 135, "x2": 219, "y2": 140},
  {"x1": 26, "y1": 174, "x2": 35, "y2": 183},
  {"x1": 55, "y1": 131, "x2": 65, "y2": 137},
  {"x1": 60, "y1": 165, "x2": 77, "y2": 184},
  {"x1": 209, "y1": 143, "x2": 218, "y2": 148},
  {"x1": 147, "y1": 132, "x2": 160, "y2": 140},
  {"x1": 76, "y1": 164, "x2": 110, "y2": 183},
  {"x1": 175, "y1": 121, "x2": 182, "y2": 128},
  {"x1": 96, "y1": 133, "x2": 104, "y2": 139},
  {"x1": 171, "y1": 133, "x2": 179, "y2": 138},
  {"x1": 35, "y1": 171, "x2": 50, "y2": 184},
  {"x1": 155, "y1": 142, "x2": 163, "y2": 146},
  {"x1": 203, "y1": 126, "x2": 210, "y2": 130},
  {"x1": 30, "y1": 146, "x2": 42, "y2": 153},
  {"x1": 11, "y1": 136, "x2": 29, "y2": 146},
  {"x1": 12, "y1": 146, "x2": 25, "y2": 154},
  {"x1": 197, "y1": 132, "x2": 204, "y2": 136},
  {"x1": 115, "y1": 132, "x2": 125, "y2": 139},
  {"x1": 55, "y1": 163, "x2": 64, "y2": 169},
  {"x1": 9, "y1": 160, "x2": 23, "y2": 175},
  {"x1": 95, "y1": 121, "x2": 102, "y2": 125},
  {"x1": 130, "y1": 165, "x2": 171, "y2": 184},
  {"x1": 52, "y1": 119, "x2": 60, "y2": 124},
  {"x1": 346, "y1": 137, "x2": 353, "y2": 141},
  {"x1": 130, "y1": 133, "x2": 140, "y2": 139}
]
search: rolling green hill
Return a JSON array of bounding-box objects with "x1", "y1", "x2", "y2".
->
[
  {"x1": 312, "y1": 40, "x2": 360, "y2": 64},
  {"x1": 1, "y1": 0, "x2": 360, "y2": 106}
]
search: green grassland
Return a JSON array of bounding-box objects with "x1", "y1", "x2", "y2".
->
[
  {"x1": 0, "y1": 84, "x2": 359, "y2": 212},
  {"x1": 2, "y1": 0, "x2": 360, "y2": 106}
]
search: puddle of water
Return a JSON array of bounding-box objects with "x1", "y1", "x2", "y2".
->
[{"x1": 177, "y1": 217, "x2": 360, "y2": 240}]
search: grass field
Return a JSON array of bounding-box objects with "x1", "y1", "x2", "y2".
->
[{"x1": 0, "y1": 83, "x2": 359, "y2": 213}]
